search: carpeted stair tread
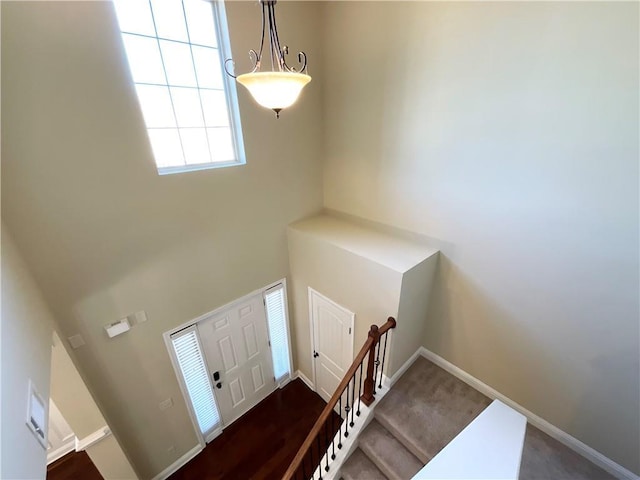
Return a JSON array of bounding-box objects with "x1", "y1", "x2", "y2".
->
[
  {"x1": 519, "y1": 425, "x2": 616, "y2": 480},
  {"x1": 340, "y1": 448, "x2": 388, "y2": 480},
  {"x1": 359, "y1": 419, "x2": 423, "y2": 480},
  {"x1": 375, "y1": 356, "x2": 491, "y2": 463}
]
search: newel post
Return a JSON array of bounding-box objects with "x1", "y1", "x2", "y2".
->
[{"x1": 360, "y1": 324, "x2": 380, "y2": 406}]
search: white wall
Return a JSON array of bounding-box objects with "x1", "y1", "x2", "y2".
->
[
  {"x1": 1, "y1": 228, "x2": 55, "y2": 479},
  {"x1": 322, "y1": 2, "x2": 639, "y2": 474},
  {"x1": 1, "y1": 1, "x2": 323, "y2": 478}
]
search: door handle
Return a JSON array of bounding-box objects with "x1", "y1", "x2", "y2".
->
[
  {"x1": 313, "y1": 351, "x2": 319, "y2": 358},
  {"x1": 213, "y1": 371, "x2": 220, "y2": 382},
  {"x1": 216, "y1": 382, "x2": 222, "y2": 389}
]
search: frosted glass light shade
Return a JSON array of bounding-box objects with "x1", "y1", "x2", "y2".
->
[{"x1": 237, "y1": 71, "x2": 311, "y2": 111}]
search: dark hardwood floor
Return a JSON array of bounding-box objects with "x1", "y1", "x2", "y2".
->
[
  {"x1": 46, "y1": 450, "x2": 103, "y2": 480},
  {"x1": 170, "y1": 378, "x2": 340, "y2": 480},
  {"x1": 47, "y1": 380, "x2": 335, "y2": 480}
]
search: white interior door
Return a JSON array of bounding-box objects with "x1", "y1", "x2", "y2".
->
[
  {"x1": 309, "y1": 289, "x2": 354, "y2": 402},
  {"x1": 198, "y1": 293, "x2": 276, "y2": 426}
]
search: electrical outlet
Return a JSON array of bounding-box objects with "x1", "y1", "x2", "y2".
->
[{"x1": 159, "y1": 398, "x2": 173, "y2": 411}]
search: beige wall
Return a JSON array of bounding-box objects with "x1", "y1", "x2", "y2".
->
[
  {"x1": 392, "y1": 255, "x2": 439, "y2": 376},
  {"x1": 287, "y1": 225, "x2": 402, "y2": 380},
  {"x1": 86, "y1": 435, "x2": 138, "y2": 480},
  {"x1": 50, "y1": 332, "x2": 108, "y2": 440},
  {"x1": 1, "y1": 228, "x2": 55, "y2": 479},
  {"x1": 51, "y1": 332, "x2": 138, "y2": 479},
  {"x1": 4, "y1": 0, "x2": 639, "y2": 476},
  {"x1": 322, "y1": 2, "x2": 639, "y2": 474},
  {"x1": 287, "y1": 214, "x2": 440, "y2": 383},
  {"x1": 1, "y1": 1, "x2": 323, "y2": 478}
]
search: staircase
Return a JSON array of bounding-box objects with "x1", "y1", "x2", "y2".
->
[
  {"x1": 340, "y1": 356, "x2": 617, "y2": 480},
  {"x1": 341, "y1": 356, "x2": 490, "y2": 479}
]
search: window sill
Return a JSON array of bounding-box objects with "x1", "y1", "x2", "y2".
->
[{"x1": 157, "y1": 160, "x2": 245, "y2": 176}]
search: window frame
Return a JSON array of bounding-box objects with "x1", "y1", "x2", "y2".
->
[
  {"x1": 264, "y1": 283, "x2": 294, "y2": 387},
  {"x1": 166, "y1": 325, "x2": 223, "y2": 447},
  {"x1": 116, "y1": 0, "x2": 246, "y2": 175}
]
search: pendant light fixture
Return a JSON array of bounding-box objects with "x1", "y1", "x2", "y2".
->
[{"x1": 225, "y1": 0, "x2": 311, "y2": 119}]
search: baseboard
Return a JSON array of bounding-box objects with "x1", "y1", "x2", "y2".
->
[
  {"x1": 151, "y1": 444, "x2": 202, "y2": 480},
  {"x1": 75, "y1": 426, "x2": 111, "y2": 451},
  {"x1": 418, "y1": 347, "x2": 639, "y2": 480},
  {"x1": 389, "y1": 349, "x2": 423, "y2": 387},
  {"x1": 294, "y1": 370, "x2": 315, "y2": 390},
  {"x1": 47, "y1": 438, "x2": 76, "y2": 465},
  {"x1": 278, "y1": 376, "x2": 292, "y2": 389}
]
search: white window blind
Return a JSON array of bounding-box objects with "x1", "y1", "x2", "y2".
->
[
  {"x1": 171, "y1": 327, "x2": 220, "y2": 437},
  {"x1": 264, "y1": 285, "x2": 291, "y2": 383},
  {"x1": 113, "y1": 0, "x2": 245, "y2": 174}
]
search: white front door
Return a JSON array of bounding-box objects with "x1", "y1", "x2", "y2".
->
[
  {"x1": 198, "y1": 293, "x2": 276, "y2": 425},
  {"x1": 309, "y1": 289, "x2": 354, "y2": 402}
]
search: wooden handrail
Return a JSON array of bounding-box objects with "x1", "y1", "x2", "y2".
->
[{"x1": 282, "y1": 317, "x2": 396, "y2": 480}]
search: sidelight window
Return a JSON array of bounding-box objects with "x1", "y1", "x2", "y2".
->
[
  {"x1": 264, "y1": 284, "x2": 292, "y2": 384},
  {"x1": 170, "y1": 326, "x2": 221, "y2": 440}
]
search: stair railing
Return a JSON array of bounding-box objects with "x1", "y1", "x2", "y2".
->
[{"x1": 283, "y1": 317, "x2": 397, "y2": 480}]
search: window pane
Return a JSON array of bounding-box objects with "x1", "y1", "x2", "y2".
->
[
  {"x1": 160, "y1": 40, "x2": 197, "y2": 87},
  {"x1": 148, "y1": 129, "x2": 185, "y2": 167},
  {"x1": 136, "y1": 84, "x2": 176, "y2": 128},
  {"x1": 113, "y1": 0, "x2": 156, "y2": 36},
  {"x1": 180, "y1": 128, "x2": 211, "y2": 165},
  {"x1": 207, "y1": 128, "x2": 234, "y2": 162},
  {"x1": 171, "y1": 87, "x2": 205, "y2": 127},
  {"x1": 116, "y1": 0, "x2": 244, "y2": 173},
  {"x1": 265, "y1": 286, "x2": 291, "y2": 382},
  {"x1": 200, "y1": 89, "x2": 229, "y2": 127},
  {"x1": 150, "y1": 0, "x2": 188, "y2": 42},
  {"x1": 184, "y1": 0, "x2": 218, "y2": 47},
  {"x1": 122, "y1": 34, "x2": 166, "y2": 85},
  {"x1": 171, "y1": 328, "x2": 220, "y2": 436},
  {"x1": 192, "y1": 46, "x2": 223, "y2": 89}
]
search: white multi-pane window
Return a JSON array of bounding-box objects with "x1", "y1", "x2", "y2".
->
[{"x1": 114, "y1": 0, "x2": 245, "y2": 174}]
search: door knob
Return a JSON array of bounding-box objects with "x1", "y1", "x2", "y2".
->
[
  {"x1": 313, "y1": 351, "x2": 319, "y2": 358},
  {"x1": 216, "y1": 382, "x2": 222, "y2": 389}
]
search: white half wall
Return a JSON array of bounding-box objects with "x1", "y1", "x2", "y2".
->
[{"x1": 287, "y1": 220, "x2": 403, "y2": 379}]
